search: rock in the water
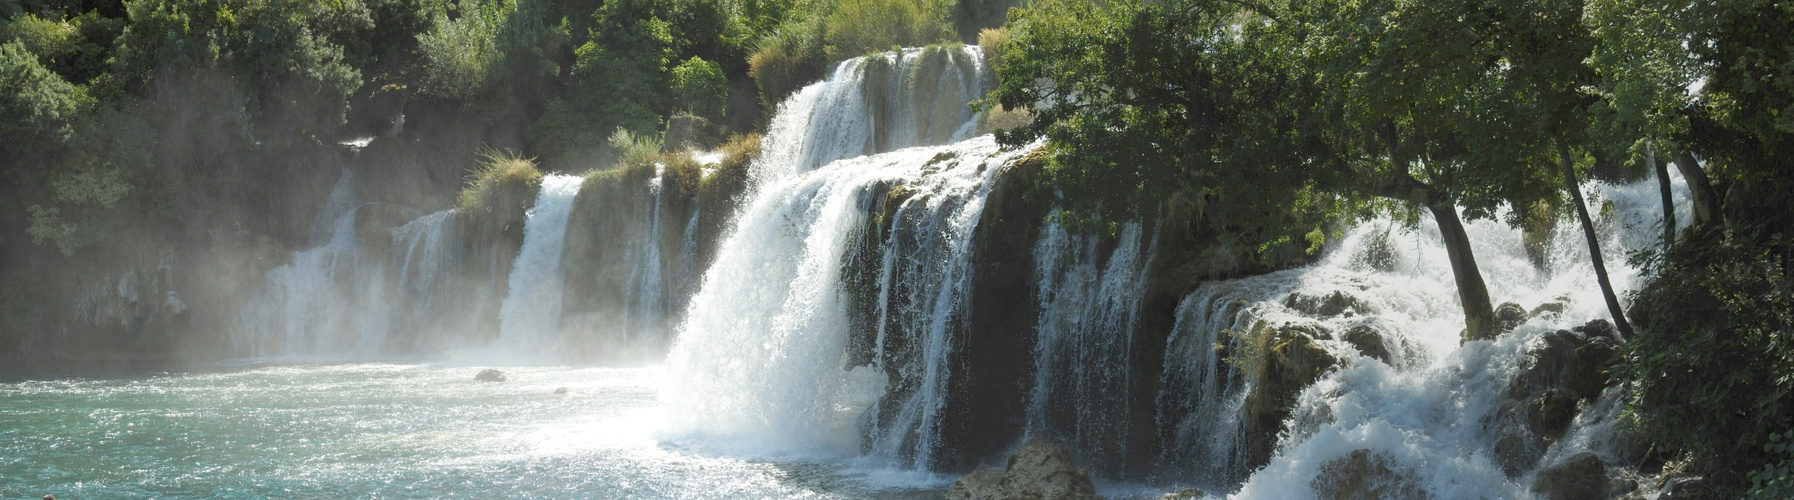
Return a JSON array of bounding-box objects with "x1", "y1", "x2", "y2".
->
[
  {"x1": 1243, "y1": 326, "x2": 1339, "y2": 470},
  {"x1": 474, "y1": 369, "x2": 508, "y2": 382},
  {"x1": 1343, "y1": 325, "x2": 1393, "y2": 365},
  {"x1": 1574, "y1": 318, "x2": 1620, "y2": 342},
  {"x1": 1495, "y1": 302, "x2": 1528, "y2": 332},
  {"x1": 1523, "y1": 389, "x2": 1577, "y2": 443},
  {"x1": 1284, "y1": 290, "x2": 1368, "y2": 318},
  {"x1": 946, "y1": 440, "x2": 1099, "y2": 500},
  {"x1": 1311, "y1": 449, "x2": 1430, "y2": 500},
  {"x1": 1531, "y1": 453, "x2": 1608, "y2": 500},
  {"x1": 1528, "y1": 301, "x2": 1567, "y2": 320},
  {"x1": 553, "y1": 386, "x2": 568, "y2": 394}
]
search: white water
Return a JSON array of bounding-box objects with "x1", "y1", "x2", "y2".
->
[
  {"x1": 623, "y1": 166, "x2": 667, "y2": 348},
  {"x1": 665, "y1": 136, "x2": 1029, "y2": 468},
  {"x1": 1026, "y1": 221, "x2": 1154, "y2": 472},
  {"x1": 236, "y1": 169, "x2": 394, "y2": 359},
  {"x1": 1147, "y1": 170, "x2": 1694, "y2": 498},
  {"x1": 494, "y1": 174, "x2": 585, "y2": 359}
]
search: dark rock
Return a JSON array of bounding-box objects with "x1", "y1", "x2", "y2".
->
[
  {"x1": 1528, "y1": 301, "x2": 1567, "y2": 320},
  {"x1": 1493, "y1": 432, "x2": 1542, "y2": 477},
  {"x1": 665, "y1": 113, "x2": 720, "y2": 150},
  {"x1": 945, "y1": 440, "x2": 1099, "y2": 500},
  {"x1": 1574, "y1": 319, "x2": 1620, "y2": 342},
  {"x1": 1311, "y1": 449, "x2": 1430, "y2": 500},
  {"x1": 1531, "y1": 453, "x2": 1608, "y2": 500},
  {"x1": 1281, "y1": 321, "x2": 1335, "y2": 341},
  {"x1": 1343, "y1": 325, "x2": 1393, "y2": 365},
  {"x1": 474, "y1": 369, "x2": 507, "y2": 382},
  {"x1": 1567, "y1": 338, "x2": 1618, "y2": 400},
  {"x1": 1660, "y1": 476, "x2": 1707, "y2": 499},
  {"x1": 1523, "y1": 389, "x2": 1578, "y2": 443},
  {"x1": 553, "y1": 387, "x2": 568, "y2": 395},
  {"x1": 1284, "y1": 290, "x2": 1368, "y2": 318},
  {"x1": 1495, "y1": 302, "x2": 1528, "y2": 332},
  {"x1": 1243, "y1": 326, "x2": 1339, "y2": 470}
]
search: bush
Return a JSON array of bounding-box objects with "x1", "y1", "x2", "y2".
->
[
  {"x1": 0, "y1": 40, "x2": 89, "y2": 183},
  {"x1": 670, "y1": 55, "x2": 726, "y2": 119},
  {"x1": 747, "y1": 18, "x2": 826, "y2": 104},
  {"x1": 458, "y1": 147, "x2": 545, "y2": 211},
  {"x1": 608, "y1": 127, "x2": 663, "y2": 168},
  {"x1": 1620, "y1": 230, "x2": 1794, "y2": 496},
  {"x1": 417, "y1": 0, "x2": 562, "y2": 102},
  {"x1": 1750, "y1": 430, "x2": 1794, "y2": 499}
]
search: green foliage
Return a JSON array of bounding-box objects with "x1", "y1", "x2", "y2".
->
[
  {"x1": 417, "y1": 0, "x2": 563, "y2": 102},
  {"x1": 1621, "y1": 231, "x2": 1794, "y2": 496},
  {"x1": 1750, "y1": 430, "x2": 1794, "y2": 499},
  {"x1": 607, "y1": 127, "x2": 663, "y2": 168},
  {"x1": 746, "y1": 16, "x2": 824, "y2": 103},
  {"x1": 458, "y1": 147, "x2": 544, "y2": 211},
  {"x1": 528, "y1": 0, "x2": 673, "y2": 168},
  {"x1": 670, "y1": 55, "x2": 725, "y2": 119},
  {"x1": 0, "y1": 40, "x2": 89, "y2": 182},
  {"x1": 2, "y1": 13, "x2": 77, "y2": 62},
  {"x1": 821, "y1": 0, "x2": 950, "y2": 60}
]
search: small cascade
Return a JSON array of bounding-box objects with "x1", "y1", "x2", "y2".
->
[
  {"x1": 1025, "y1": 221, "x2": 1154, "y2": 473},
  {"x1": 494, "y1": 174, "x2": 584, "y2": 358},
  {"x1": 386, "y1": 209, "x2": 468, "y2": 352},
  {"x1": 665, "y1": 136, "x2": 1031, "y2": 463},
  {"x1": 755, "y1": 46, "x2": 988, "y2": 185},
  {"x1": 236, "y1": 169, "x2": 393, "y2": 359},
  {"x1": 622, "y1": 166, "x2": 666, "y2": 347}
]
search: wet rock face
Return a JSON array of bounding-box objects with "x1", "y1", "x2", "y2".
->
[
  {"x1": 1491, "y1": 320, "x2": 1626, "y2": 476},
  {"x1": 1283, "y1": 290, "x2": 1369, "y2": 318},
  {"x1": 1495, "y1": 302, "x2": 1529, "y2": 333},
  {"x1": 1343, "y1": 325, "x2": 1394, "y2": 365},
  {"x1": 1243, "y1": 326, "x2": 1340, "y2": 470},
  {"x1": 1311, "y1": 449, "x2": 1430, "y2": 500},
  {"x1": 1531, "y1": 453, "x2": 1609, "y2": 500},
  {"x1": 946, "y1": 440, "x2": 1099, "y2": 500}
]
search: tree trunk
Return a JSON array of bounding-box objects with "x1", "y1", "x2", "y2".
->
[
  {"x1": 1427, "y1": 203, "x2": 1496, "y2": 341},
  {"x1": 1558, "y1": 141, "x2": 1636, "y2": 340},
  {"x1": 1650, "y1": 145, "x2": 1674, "y2": 250},
  {"x1": 1674, "y1": 150, "x2": 1721, "y2": 228}
]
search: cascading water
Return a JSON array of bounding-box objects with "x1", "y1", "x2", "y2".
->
[
  {"x1": 1146, "y1": 170, "x2": 1694, "y2": 497},
  {"x1": 665, "y1": 135, "x2": 1031, "y2": 464},
  {"x1": 386, "y1": 209, "x2": 473, "y2": 352},
  {"x1": 494, "y1": 174, "x2": 584, "y2": 359},
  {"x1": 1026, "y1": 220, "x2": 1154, "y2": 473},
  {"x1": 622, "y1": 166, "x2": 666, "y2": 347},
  {"x1": 236, "y1": 169, "x2": 393, "y2": 359},
  {"x1": 753, "y1": 46, "x2": 988, "y2": 185}
]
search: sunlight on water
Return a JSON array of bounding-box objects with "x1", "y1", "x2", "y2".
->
[{"x1": 0, "y1": 364, "x2": 944, "y2": 498}]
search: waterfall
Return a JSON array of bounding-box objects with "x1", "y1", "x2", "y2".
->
[
  {"x1": 386, "y1": 209, "x2": 467, "y2": 352},
  {"x1": 236, "y1": 168, "x2": 393, "y2": 359},
  {"x1": 754, "y1": 46, "x2": 987, "y2": 186},
  {"x1": 665, "y1": 135, "x2": 1031, "y2": 462},
  {"x1": 623, "y1": 166, "x2": 666, "y2": 347},
  {"x1": 1144, "y1": 171, "x2": 1696, "y2": 496},
  {"x1": 494, "y1": 174, "x2": 584, "y2": 358},
  {"x1": 1025, "y1": 220, "x2": 1154, "y2": 472}
]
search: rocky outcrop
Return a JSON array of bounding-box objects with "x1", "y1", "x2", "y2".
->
[
  {"x1": 1531, "y1": 452, "x2": 1608, "y2": 500},
  {"x1": 1284, "y1": 290, "x2": 1370, "y2": 318},
  {"x1": 946, "y1": 440, "x2": 1100, "y2": 500},
  {"x1": 1242, "y1": 323, "x2": 1340, "y2": 470},
  {"x1": 1311, "y1": 449, "x2": 1430, "y2": 500},
  {"x1": 1490, "y1": 320, "x2": 1625, "y2": 475},
  {"x1": 1343, "y1": 325, "x2": 1394, "y2": 365}
]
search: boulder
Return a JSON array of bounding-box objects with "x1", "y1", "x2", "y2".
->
[
  {"x1": 1311, "y1": 449, "x2": 1430, "y2": 500},
  {"x1": 945, "y1": 440, "x2": 1099, "y2": 500},
  {"x1": 1243, "y1": 327, "x2": 1339, "y2": 470},
  {"x1": 1574, "y1": 319, "x2": 1620, "y2": 342},
  {"x1": 1531, "y1": 453, "x2": 1608, "y2": 500},
  {"x1": 1343, "y1": 325, "x2": 1393, "y2": 365},
  {"x1": 1284, "y1": 290, "x2": 1368, "y2": 318},
  {"x1": 474, "y1": 369, "x2": 508, "y2": 382},
  {"x1": 1527, "y1": 301, "x2": 1567, "y2": 320},
  {"x1": 553, "y1": 387, "x2": 569, "y2": 395},
  {"x1": 1522, "y1": 389, "x2": 1578, "y2": 443},
  {"x1": 1495, "y1": 302, "x2": 1529, "y2": 332}
]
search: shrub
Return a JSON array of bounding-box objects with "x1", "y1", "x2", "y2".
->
[
  {"x1": 671, "y1": 55, "x2": 727, "y2": 119},
  {"x1": 975, "y1": 26, "x2": 1009, "y2": 67},
  {"x1": 458, "y1": 147, "x2": 545, "y2": 211},
  {"x1": 747, "y1": 18, "x2": 826, "y2": 104},
  {"x1": 1620, "y1": 230, "x2": 1794, "y2": 496},
  {"x1": 608, "y1": 127, "x2": 664, "y2": 168},
  {"x1": 1, "y1": 14, "x2": 78, "y2": 64},
  {"x1": 1750, "y1": 430, "x2": 1794, "y2": 499}
]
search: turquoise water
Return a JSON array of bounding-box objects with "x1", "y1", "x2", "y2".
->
[{"x1": 0, "y1": 364, "x2": 945, "y2": 498}]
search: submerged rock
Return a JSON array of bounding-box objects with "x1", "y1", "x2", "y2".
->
[
  {"x1": 1495, "y1": 302, "x2": 1528, "y2": 332},
  {"x1": 1531, "y1": 453, "x2": 1608, "y2": 500},
  {"x1": 474, "y1": 369, "x2": 508, "y2": 382},
  {"x1": 945, "y1": 440, "x2": 1099, "y2": 500},
  {"x1": 1311, "y1": 449, "x2": 1430, "y2": 500},
  {"x1": 553, "y1": 386, "x2": 568, "y2": 394},
  {"x1": 1283, "y1": 290, "x2": 1368, "y2": 318}
]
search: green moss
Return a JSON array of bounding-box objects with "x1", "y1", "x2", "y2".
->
[{"x1": 458, "y1": 148, "x2": 544, "y2": 212}]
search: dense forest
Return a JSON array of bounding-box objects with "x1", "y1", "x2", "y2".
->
[{"x1": 3, "y1": 0, "x2": 1791, "y2": 496}]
